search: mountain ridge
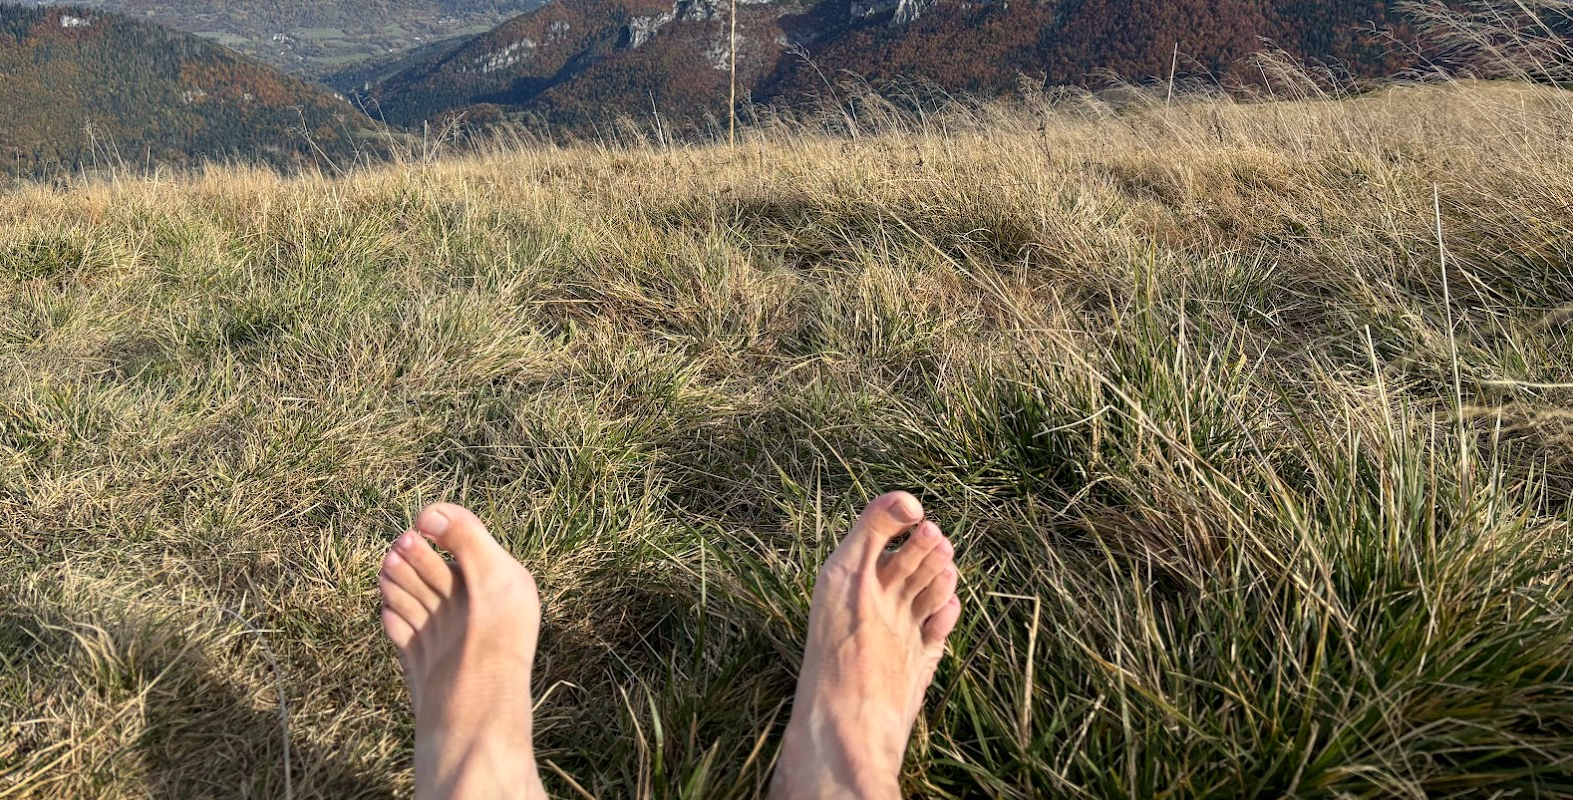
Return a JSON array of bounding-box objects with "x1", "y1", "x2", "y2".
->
[{"x1": 355, "y1": 0, "x2": 1424, "y2": 131}]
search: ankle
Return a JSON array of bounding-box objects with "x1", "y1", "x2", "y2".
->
[
  {"x1": 768, "y1": 765, "x2": 900, "y2": 800},
  {"x1": 417, "y1": 723, "x2": 539, "y2": 797},
  {"x1": 773, "y1": 718, "x2": 902, "y2": 800}
]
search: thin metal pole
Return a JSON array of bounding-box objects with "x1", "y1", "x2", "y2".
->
[{"x1": 729, "y1": 0, "x2": 738, "y2": 146}]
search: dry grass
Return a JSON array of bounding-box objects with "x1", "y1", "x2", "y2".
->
[{"x1": 4, "y1": 79, "x2": 1573, "y2": 798}]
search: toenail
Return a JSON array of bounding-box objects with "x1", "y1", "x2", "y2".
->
[
  {"x1": 386, "y1": 550, "x2": 404, "y2": 566},
  {"x1": 397, "y1": 531, "x2": 416, "y2": 550},
  {"x1": 892, "y1": 495, "x2": 922, "y2": 523},
  {"x1": 418, "y1": 508, "x2": 451, "y2": 537}
]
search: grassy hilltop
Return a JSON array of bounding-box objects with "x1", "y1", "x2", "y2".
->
[{"x1": 3, "y1": 80, "x2": 1573, "y2": 798}]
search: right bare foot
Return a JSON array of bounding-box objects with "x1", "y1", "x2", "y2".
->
[
  {"x1": 770, "y1": 492, "x2": 963, "y2": 800},
  {"x1": 378, "y1": 502, "x2": 548, "y2": 800}
]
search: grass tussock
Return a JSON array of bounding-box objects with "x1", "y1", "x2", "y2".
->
[{"x1": 3, "y1": 80, "x2": 1573, "y2": 798}]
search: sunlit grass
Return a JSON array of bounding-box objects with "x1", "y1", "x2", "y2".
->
[{"x1": 3, "y1": 80, "x2": 1573, "y2": 798}]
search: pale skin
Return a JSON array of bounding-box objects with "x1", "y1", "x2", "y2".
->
[{"x1": 378, "y1": 492, "x2": 961, "y2": 799}]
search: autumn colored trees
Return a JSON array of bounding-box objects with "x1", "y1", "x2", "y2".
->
[
  {"x1": 767, "y1": 0, "x2": 1417, "y2": 98},
  {"x1": 363, "y1": 0, "x2": 1430, "y2": 134},
  {"x1": 0, "y1": 6, "x2": 381, "y2": 176}
]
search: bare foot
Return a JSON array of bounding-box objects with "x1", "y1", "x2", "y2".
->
[
  {"x1": 379, "y1": 502, "x2": 548, "y2": 800},
  {"x1": 770, "y1": 492, "x2": 963, "y2": 800}
]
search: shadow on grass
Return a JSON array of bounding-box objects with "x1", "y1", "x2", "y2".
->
[
  {"x1": 138, "y1": 660, "x2": 401, "y2": 800},
  {"x1": 0, "y1": 606, "x2": 401, "y2": 800}
]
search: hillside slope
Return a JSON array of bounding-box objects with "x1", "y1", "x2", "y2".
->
[
  {"x1": 0, "y1": 4, "x2": 383, "y2": 176},
  {"x1": 356, "y1": 0, "x2": 677, "y2": 128},
  {"x1": 359, "y1": 0, "x2": 1421, "y2": 129},
  {"x1": 767, "y1": 0, "x2": 1416, "y2": 97}
]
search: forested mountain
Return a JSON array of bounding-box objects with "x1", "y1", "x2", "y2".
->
[
  {"x1": 769, "y1": 0, "x2": 1418, "y2": 98},
  {"x1": 0, "y1": 5, "x2": 383, "y2": 176},
  {"x1": 22, "y1": 0, "x2": 550, "y2": 75},
  {"x1": 355, "y1": 0, "x2": 1424, "y2": 131},
  {"x1": 352, "y1": 0, "x2": 683, "y2": 128}
]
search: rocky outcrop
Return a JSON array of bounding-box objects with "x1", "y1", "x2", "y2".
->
[
  {"x1": 625, "y1": 0, "x2": 778, "y2": 49},
  {"x1": 625, "y1": 9, "x2": 675, "y2": 48},
  {"x1": 850, "y1": 0, "x2": 937, "y2": 24},
  {"x1": 470, "y1": 37, "x2": 537, "y2": 72},
  {"x1": 704, "y1": 38, "x2": 731, "y2": 71}
]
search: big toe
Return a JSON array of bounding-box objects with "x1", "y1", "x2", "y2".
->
[
  {"x1": 417, "y1": 502, "x2": 507, "y2": 566},
  {"x1": 845, "y1": 491, "x2": 924, "y2": 564}
]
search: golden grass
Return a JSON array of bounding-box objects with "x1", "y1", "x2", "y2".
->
[{"x1": 3, "y1": 80, "x2": 1573, "y2": 798}]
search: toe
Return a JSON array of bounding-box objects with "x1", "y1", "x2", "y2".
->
[
  {"x1": 879, "y1": 520, "x2": 944, "y2": 587},
  {"x1": 395, "y1": 529, "x2": 455, "y2": 598},
  {"x1": 380, "y1": 573, "x2": 429, "y2": 632},
  {"x1": 381, "y1": 605, "x2": 416, "y2": 651},
  {"x1": 921, "y1": 595, "x2": 962, "y2": 650},
  {"x1": 417, "y1": 503, "x2": 507, "y2": 567},
  {"x1": 913, "y1": 565, "x2": 958, "y2": 620},
  {"x1": 844, "y1": 491, "x2": 923, "y2": 565},
  {"x1": 382, "y1": 549, "x2": 440, "y2": 613},
  {"x1": 901, "y1": 537, "x2": 954, "y2": 600}
]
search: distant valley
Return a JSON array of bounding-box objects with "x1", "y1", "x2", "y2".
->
[{"x1": 17, "y1": 0, "x2": 550, "y2": 75}]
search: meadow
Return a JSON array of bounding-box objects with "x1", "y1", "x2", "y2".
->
[{"x1": 3, "y1": 79, "x2": 1573, "y2": 798}]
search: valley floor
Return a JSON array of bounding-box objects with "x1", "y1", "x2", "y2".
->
[{"x1": 3, "y1": 81, "x2": 1573, "y2": 797}]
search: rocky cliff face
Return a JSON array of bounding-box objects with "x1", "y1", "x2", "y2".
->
[
  {"x1": 849, "y1": 0, "x2": 938, "y2": 24},
  {"x1": 624, "y1": 9, "x2": 676, "y2": 47},
  {"x1": 624, "y1": 0, "x2": 782, "y2": 49}
]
